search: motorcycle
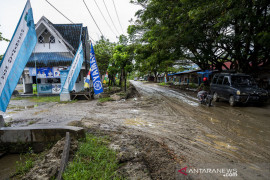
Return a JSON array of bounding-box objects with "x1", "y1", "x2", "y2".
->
[{"x1": 197, "y1": 91, "x2": 213, "y2": 107}]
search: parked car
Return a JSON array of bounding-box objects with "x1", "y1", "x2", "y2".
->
[{"x1": 210, "y1": 73, "x2": 268, "y2": 106}]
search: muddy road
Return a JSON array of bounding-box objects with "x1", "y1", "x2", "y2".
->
[
  {"x1": 131, "y1": 80, "x2": 270, "y2": 179},
  {"x1": 1, "y1": 81, "x2": 270, "y2": 179}
]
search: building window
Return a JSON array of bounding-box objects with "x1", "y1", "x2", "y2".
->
[
  {"x1": 38, "y1": 35, "x2": 44, "y2": 43},
  {"x1": 49, "y1": 35, "x2": 55, "y2": 43},
  {"x1": 44, "y1": 29, "x2": 48, "y2": 34}
]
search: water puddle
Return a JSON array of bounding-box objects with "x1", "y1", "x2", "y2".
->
[
  {"x1": 205, "y1": 134, "x2": 218, "y2": 139},
  {"x1": 209, "y1": 117, "x2": 220, "y2": 124},
  {"x1": 213, "y1": 140, "x2": 238, "y2": 150},
  {"x1": 196, "y1": 137, "x2": 238, "y2": 152},
  {"x1": 0, "y1": 154, "x2": 23, "y2": 179},
  {"x1": 124, "y1": 118, "x2": 153, "y2": 127},
  {"x1": 168, "y1": 90, "x2": 199, "y2": 107},
  {"x1": 3, "y1": 115, "x2": 12, "y2": 119},
  {"x1": 25, "y1": 104, "x2": 38, "y2": 109},
  {"x1": 131, "y1": 109, "x2": 139, "y2": 114},
  {"x1": 33, "y1": 109, "x2": 49, "y2": 115},
  {"x1": 7, "y1": 112, "x2": 17, "y2": 114}
]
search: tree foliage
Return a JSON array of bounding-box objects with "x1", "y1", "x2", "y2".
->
[
  {"x1": 111, "y1": 35, "x2": 134, "y2": 91},
  {"x1": 93, "y1": 36, "x2": 115, "y2": 76},
  {"x1": 129, "y1": 0, "x2": 270, "y2": 73}
]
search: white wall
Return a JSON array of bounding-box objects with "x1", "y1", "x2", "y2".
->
[{"x1": 34, "y1": 39, "x2": 70, "y2": 53}]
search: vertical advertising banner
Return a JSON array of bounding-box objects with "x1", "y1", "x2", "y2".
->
[
  {"x1": 0, "y1": 0, "x2": 37, "y2": 112},
  {"x1": 61, "y1": 42, "x2": 84, "y2": 93},
  {"x1": 60, "y1": 70, "x2": 69, "y2": 94},
  {"x1": 89, "y1": 43, "x2": 103, "y2": 95}
]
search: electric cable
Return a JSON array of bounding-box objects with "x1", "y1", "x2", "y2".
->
[
  {"x1": 83, "y1": 0, "x2": 105, "y2": 38},
  {"x1": 45, "y1": 0, "x2": 96, "y2": 43},
  {"x1": 45, "y1": 0, "x2": 74, "y2": 24},
  {"x1": 112, "y1": 0, "x2": 124, "y2": 34},
  {"x1": 102, "y1": 0, "x2": 120, "y2": 35},
  {"x1": 93, "y1": 0, "x2": 117, "y2": 37}
]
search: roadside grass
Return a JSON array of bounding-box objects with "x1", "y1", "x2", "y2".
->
[
  {"x1": 15, "y1": 148, "x2": 38, "y2": 176},
  {"x1": 158, "y1": 82, "x2": 169, "y2": 86},
  {"x1": 63, "y1": 134, "x2": 123, "y2": 180},
  {"x1": 29, "y1": 96, "x2": 60, "y2": 103},
  {"x1": 15, "y1": 154, "x2": 35, "y2": 176},
  {"x1": 99, "y1": 97, "x2": 113, "y2": 103},
  {"x1": 12, "y1": 96, "x2": 77, "y2": 104},
  {"x1": 11, "y1": 96, "x2": 60, "y2": 102}
]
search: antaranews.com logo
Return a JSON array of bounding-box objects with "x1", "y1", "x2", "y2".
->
[{"x1": 178, "y1": 167, "x2": 237, "y2": 177}]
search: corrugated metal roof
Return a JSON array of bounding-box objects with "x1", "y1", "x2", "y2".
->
[
  {"x1": 168, "y1": 69, "x2": 201, "y2": 76},
  {"x1": 27, "y1": 17, "x2": 90, "y2": 67},
  {"x1": 53, "y1": 24, "x2": 83, "y2": 52},
  {"x1": 27, "y1": 52, "x2": 73, "y2": 67}
]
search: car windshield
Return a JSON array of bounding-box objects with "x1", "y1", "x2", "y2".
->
[{"x1": 231, "y1": 76, "x2": 256, "y2": 86}]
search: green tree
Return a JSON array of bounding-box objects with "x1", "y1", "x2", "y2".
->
[
  {"x1": 94, "y1": 36, "x2": 115, "y2": 76},
  {"x1": 111, "y1": 35, "x2": 134, "y2": 91},
  {"x1": 130, "y1": 0, "x2": 270, "y2": 74}
]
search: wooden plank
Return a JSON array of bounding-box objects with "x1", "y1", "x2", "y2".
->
[{"x1": 57, "y1": 132, "x2": 70, "y2": 180}]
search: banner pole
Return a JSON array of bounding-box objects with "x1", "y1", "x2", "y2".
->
[{"x1": 34, "y1": 46, "x2": 39, "y2": 96}]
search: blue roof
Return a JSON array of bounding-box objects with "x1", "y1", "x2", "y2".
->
[
  {"x1": 168, "y1": 70, "x2": 200, "y2": 76},
  {"x1": 27, "y1": 52, "x2": 73, "y2": 67},
  {"x1": 27, "y1": 18, "x2": 89, "y2": 67},
  {"x1": 53, "y1": 24, "x2": 83, "y2": 52},
  {"x1": 197, "y1": 70, "x2": 212, "y2": 75}
]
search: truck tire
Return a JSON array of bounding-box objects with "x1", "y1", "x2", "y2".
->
[{"x1": 213, "y1": 92, "x2": 219, "y2": 102}]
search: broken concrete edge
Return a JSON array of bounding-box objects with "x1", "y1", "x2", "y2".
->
[
  {"x1": 0, "y1": 115, "x2": 4, "y2": 127},
  {"x1": 0, "y1": 126, "x2": 85, "y2": 153},
  {"x1": 57, "y1": 132, "x2": 70, "y2": 180}
]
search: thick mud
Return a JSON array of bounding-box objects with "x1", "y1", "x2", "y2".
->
[
  {"x1": 20, "y1": 138, "x2": 78, "y2": 180},
  {"x1": 1, "y1": 82, "x2": 269, "y2": 179}
]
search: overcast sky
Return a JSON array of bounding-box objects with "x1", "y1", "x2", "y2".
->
[{"x1": 0, "y1": 0, "x2": 141, "y2": 54}]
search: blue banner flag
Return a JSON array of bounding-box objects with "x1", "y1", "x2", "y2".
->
[
  {"x1": 61, "y1": 42, "x2": 84, "y2": 93},
  {"x1": 90, "y1": 43, "x2": 103, "y2": 94},
  {"x1": 0, "y1": 0, "x2": 37, "y2": 112}
]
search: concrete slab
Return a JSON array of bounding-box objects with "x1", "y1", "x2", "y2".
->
[
  {"x1": 0, "y1": 126, "x2": 85, "y2": 153},
  {"x1": 0, "y1": 115, "x2": 4, "y2": 127}
]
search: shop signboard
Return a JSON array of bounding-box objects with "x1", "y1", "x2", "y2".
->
[
  {"x1": 37, "y1": 84, "x2": 52, "y2": 94},
  {"x1": 52, "y1": 83, "x2": 61, "y2": 94},
  {"x1": 36, "y1": 67, "x2": 53, "y2": 78}
]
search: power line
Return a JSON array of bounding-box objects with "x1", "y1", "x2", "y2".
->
[
  {"x1": 102, "y1": 0, "x2": 120, "y2": 35},
  {"x1": 93, "y1": 0, "x2": 117, "y2": 37},
  {"x1": 45, "y1": 0, "x2": 96, "y2": 43},
  {"x1": 83, "y1": 0, "x2": 104, "y2": 38},
  {"x1": 112, "y1": 0, "x2": 124, "y2": 34},
  {"x1": 45, "y1": 0, "x2": 74, "y2": 24}
]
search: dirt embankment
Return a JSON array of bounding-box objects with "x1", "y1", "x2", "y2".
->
[
  {"x1": 16, "y1": 86, "x2": 183, "y2": 180},
  {"x1": 18, "y1": 138, "x2": 78, "y2": 180},
  {"x1": 6, "y1": 83, "x2": 270, "y2": 179}
]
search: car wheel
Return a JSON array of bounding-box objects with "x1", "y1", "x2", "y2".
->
[
  {"x1": 213, "y1": 92, "x2": 219, "y2": 102},
  {"x1": 229, "y1": 95, "x2": 236, "y2": 107}
]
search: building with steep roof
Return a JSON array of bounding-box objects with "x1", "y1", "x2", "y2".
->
[{"x1": 22, "y1": 16, "x2": 90, "y2": 94}]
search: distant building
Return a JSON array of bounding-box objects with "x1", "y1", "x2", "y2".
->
[{"x1": 22, "y1": 16, "x2": 90, "y2": 94}]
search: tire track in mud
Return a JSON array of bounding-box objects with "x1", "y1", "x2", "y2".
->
[
  {"x1": 130, "y1": 81, "x2": 270, "y2": 179},
  {"x1": 133, "y1": 81, "x2": 269, "y2": 161}
]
